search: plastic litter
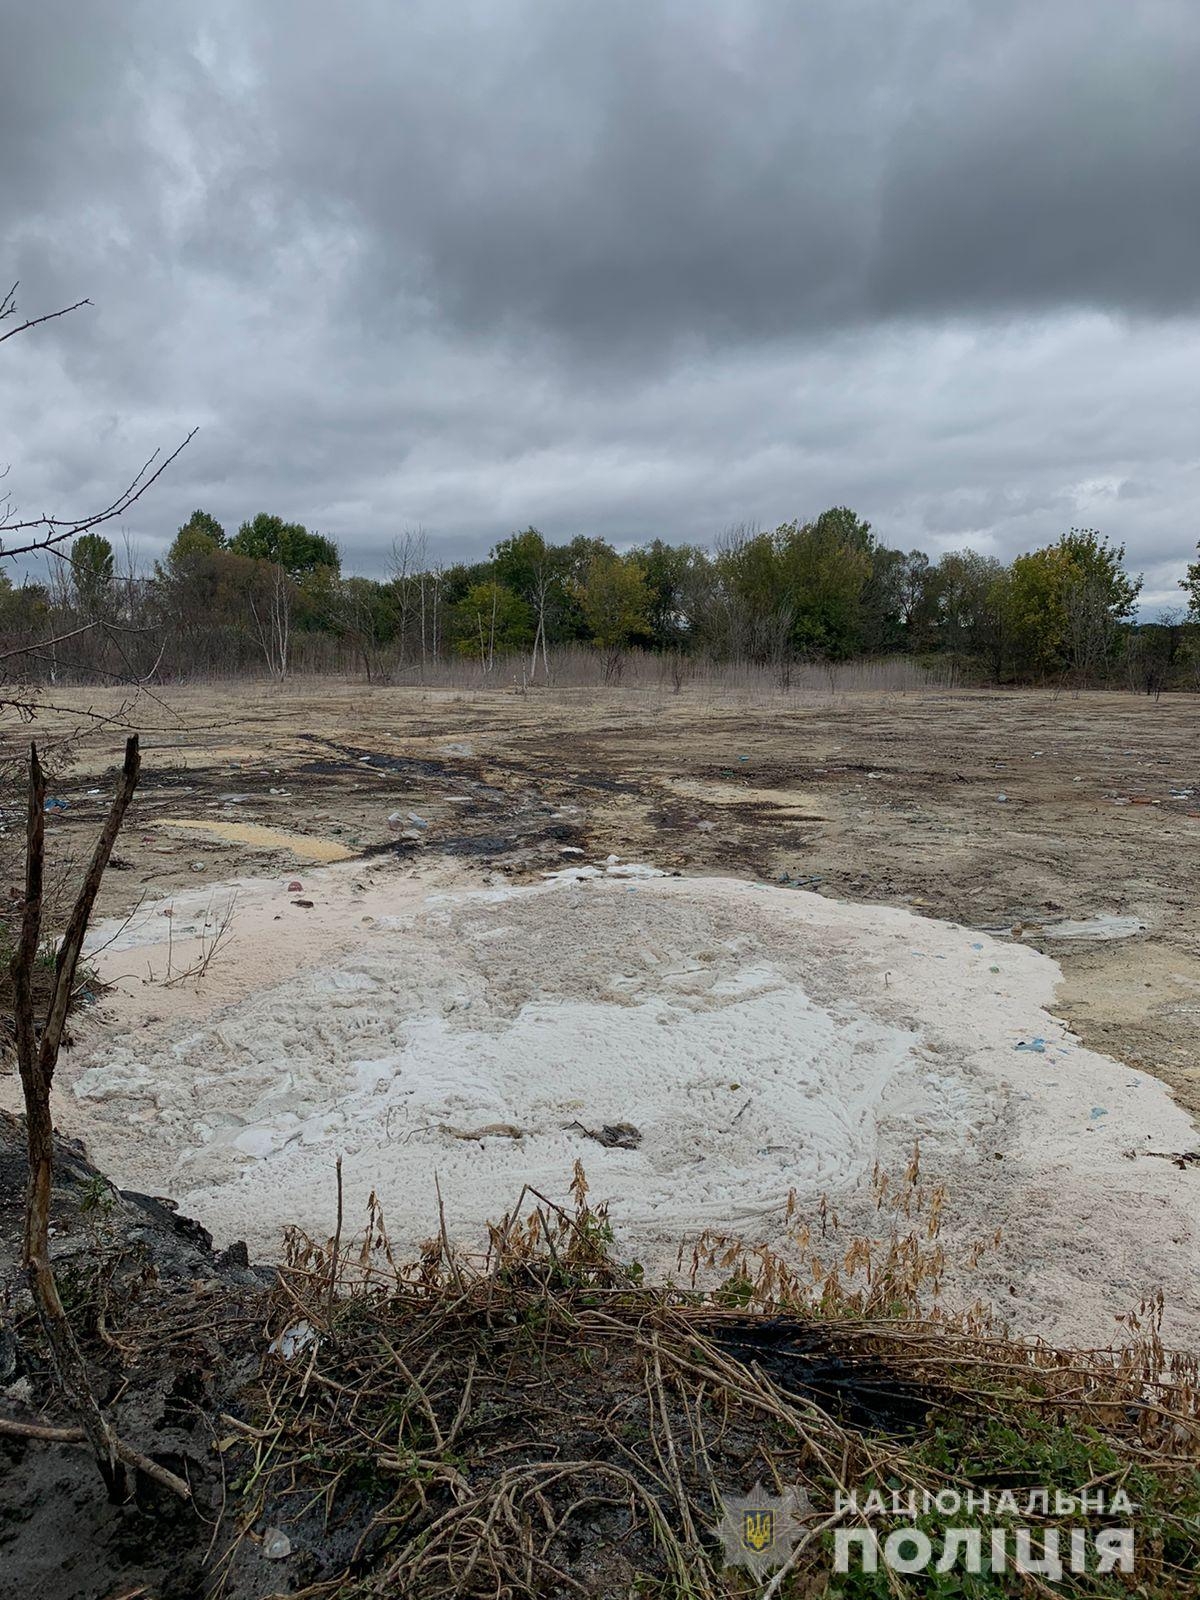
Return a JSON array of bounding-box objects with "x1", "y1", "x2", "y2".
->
[
  {"x1": 287, "y1": 879, "x2": 303, "y2": 893},
  {"x1": 1015, "y1": 1037, "x2": 1047, "y2": 1053},
  {"x1": 261, "y1": 1528, "x2": 292, "y2": 1561},
  {"x1": 43, "y1": 796, "x2": 68, "y2": 813},
  {"x1": 1089, "y1": 1106, "x2": 1108, "y2": 1121},
  {"x1": 996, "y1": 793, "x2": 1008, "y2": 803},
  {"x1": 270, "y1": 1320, "x2": 317, "y2": 1360}
]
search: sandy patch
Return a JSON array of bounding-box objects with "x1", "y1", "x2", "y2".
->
[
  {"x1": 12, "y1": 861, "x2": 1198, "y2": 1347},
  {"x1": 662, "y1": 776, "x2": 825, "y2": 818},
  {"x1": 151, "y1": 818, "x2": 353, "y2": 861}
]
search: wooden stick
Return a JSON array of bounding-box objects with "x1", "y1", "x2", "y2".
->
[
  {"x1": 12, "y1": 735, "x2": 188, "y2": 1503},
  {"x1": 0, "y1": 1415, "x2": 191, "y2": 1498}
]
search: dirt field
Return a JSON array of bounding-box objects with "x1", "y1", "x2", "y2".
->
[
  {"x1": 3, "y1": 675, "x2": 1198, "y2": 1600},
  {"x1": 5, "y1": 677, "x2": 1199, "y2": 1119}
]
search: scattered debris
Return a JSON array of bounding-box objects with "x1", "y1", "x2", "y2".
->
[
  {"x1": 1144, "y1": 1148, "x2": 1200, "y2": 1169},
  {"x1": 260, "y1": 1527, "x2": 292, "y2": 1561},
  {"x1": 269, "y1": 1320, "x2": 318, "y2": 1360},
  {"x1": 442, "y1": 1122, "x2": 526, "y2": 1141},
  {"x1": 1015, "y1": 1037, "x2": 1047, "y2": 1053},
  {"x1": 568, "y1": 1119, "x2": 643, "y2": 1149}
]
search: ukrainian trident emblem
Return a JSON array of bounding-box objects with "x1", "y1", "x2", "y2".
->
[{"x1": 715, "y1": 1482, "x2": 812, "y2": 1574}]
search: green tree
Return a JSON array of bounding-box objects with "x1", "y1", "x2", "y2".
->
[
  {"x1": 1008, "y1": 530, "x2": 1140, "y2": 679},
  {"x1": 894, "y1": 550, "x2": 942, "y2": 650},
  {"x1": 176, "y1": 508, "x2": 226, "y2": 552},
  {"x1": 452, "y1": 581, "x2": 532, "y2": 667},
  {"x1": 935, "y1": 550, "x2": 1011, "y2": 676},
  {"x1": 630, "y1": 539, "x2": 710, "y2": 650},
  {"x1": 491, "y1": 527, "x2": 571, "y2": 675},
  {"x1": 230, "y1": 513, "x2": 340, "y2": 578},
  {"x1": 578, "y1": 555, "x2": 650, "y2": 680},
  {"x1": 70, "y1": 532, "x2": 115, "y2": 614},
  {"x1": 719, "y1": 511, "x2": 873, "y2": 660},
  {"x1": 1178, "y1": 542, "x2": 1200, "y2": 619},
  {"x1": 163, "y1": 511, "x2": 226, "y2": 585}
]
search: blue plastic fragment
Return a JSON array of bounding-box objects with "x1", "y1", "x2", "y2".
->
[{"x1": 1015, "y1": 1037, "x2": 1047, "y2": 1053}]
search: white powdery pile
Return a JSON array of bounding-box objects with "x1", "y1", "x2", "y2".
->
[{"x1": 45, "y1": 866, "x2": 1200, "y2": 1345}]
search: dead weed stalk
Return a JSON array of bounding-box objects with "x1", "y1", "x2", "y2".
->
[{"x1": 211, "y1": 1161, "x2": 1200, "y2": 1597}]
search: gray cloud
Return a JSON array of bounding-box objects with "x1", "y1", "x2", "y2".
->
[{"x1": 1, "y1": 0, "x2": 1198, "y2": 602}]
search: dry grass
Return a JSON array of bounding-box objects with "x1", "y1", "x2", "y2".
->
[
  {"x1": 148, "y1": 643, "x2": 960, "y2": 700},
  {"x1": 212, "y1": 1162, "x2": 1200, "y2": 1598}
]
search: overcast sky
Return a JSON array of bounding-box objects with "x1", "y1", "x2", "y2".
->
[{"x1": 2, "y1": 1, "x2": 1198, "y2": 609}]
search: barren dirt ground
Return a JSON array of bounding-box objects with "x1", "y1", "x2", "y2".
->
[{"x1": 5, "y1": 679, "x2": 1200, "y2": 1123}]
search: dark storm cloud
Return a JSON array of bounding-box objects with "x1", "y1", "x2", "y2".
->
[
  {"x1": 223, "y1": 0, "x2": 1200, "y2": 350},
  {"x1": 1, "y1": 0, "x2": 1198, "y2": 597}
]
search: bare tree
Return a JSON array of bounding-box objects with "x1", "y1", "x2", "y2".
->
[
  {"x1": 388, "y1": 528, "x2": 429, "y2": 666},
  {"x1": 247, "y1": 561, "x2": 292, "y2": 679},
  {"x1": 0, "y1": 284, "x2": 190, "y2": 718},
  {"x1": 527, "y1": 557, "x2": 558, "y2": 684},
  {"x1": 1063, "y1": 575, "x2": 1116, "y2": 690}
]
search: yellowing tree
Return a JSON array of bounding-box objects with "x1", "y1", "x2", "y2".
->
[
  {"x1": 580, "y1": 556, "x2": 650, "y2": 681},
  {"x1": 1008, "y1": 530, "x2": 1140, "y2": 680}
]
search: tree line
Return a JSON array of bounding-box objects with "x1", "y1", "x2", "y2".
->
[{"x1": 1, "y1": 503, "x2": 1194, "y2": 691}]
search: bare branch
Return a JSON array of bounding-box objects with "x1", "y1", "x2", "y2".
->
[
  {"x1": 0, "y1": 429, "x2": 198, "y2": 559},
  {"x1": 0, "y1": 620, "x2": 100, "y2": 664},
  {"x1": 10, "y1": 736, "x2": 188, "y2": 1502},
  {"x1": 0, "y1": 283, "x2": 92, "y2": 345},
  {"x1": 40, "y1": 736, "x2": 140, "y2": 1070}
]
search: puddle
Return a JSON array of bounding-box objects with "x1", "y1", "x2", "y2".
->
[{"x1": 152, "y1": 818, "x2": 352, "y2": 862}]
